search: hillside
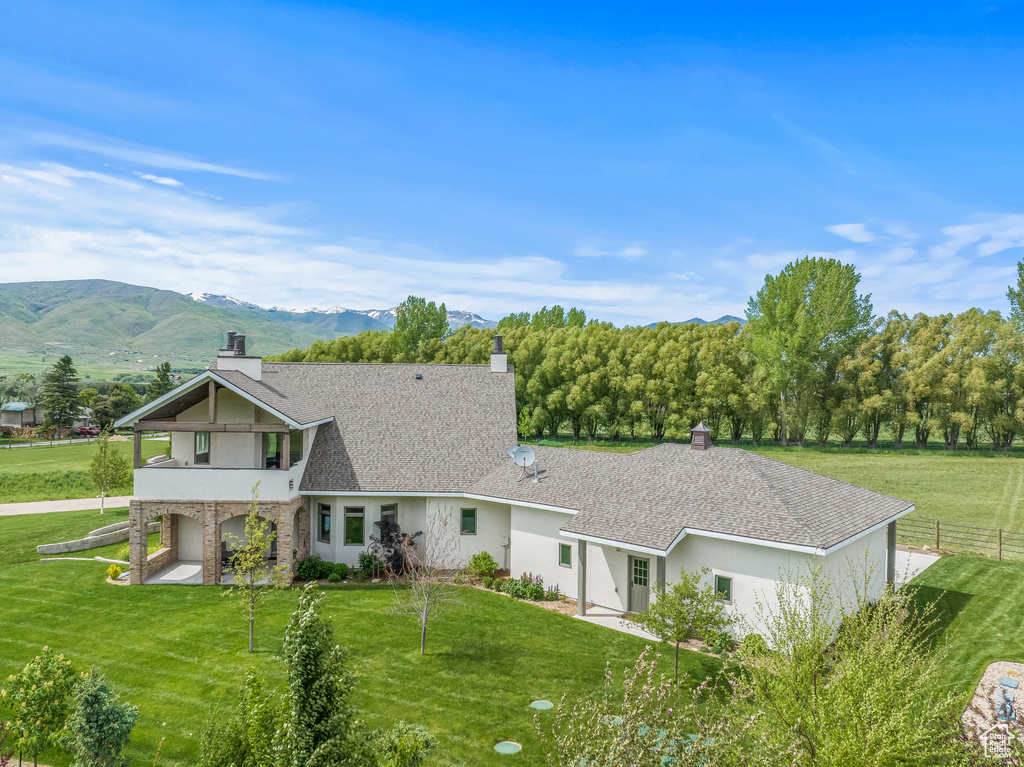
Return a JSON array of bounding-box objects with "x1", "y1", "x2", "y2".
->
[
  {"x1": 645, "y1": 315, "x2": 745, "y2": 328},
  {"x1": 0, "y1": 280, "x2": 325, "y2": 378}
]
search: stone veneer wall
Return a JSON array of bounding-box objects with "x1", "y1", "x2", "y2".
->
[{"x1": 129, "y1": 497, "x2": 305, "y2": 585}]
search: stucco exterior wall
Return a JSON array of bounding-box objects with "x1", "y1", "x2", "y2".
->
[
  {"x1": 427, "y1": 498, "x2": 510, "y2": 567},
  {"x1": 307, "y1": 495, "x2": 430, "y2": 567},
  {"x1": 178, "y1": 515, "x2": 204, "y2": 559},
  {"x1": 665, "y1": 526, "x2": 889, "y2": 638},
  {"x1": 509, "y1": 505, "x2": 576, "y2": 594}
]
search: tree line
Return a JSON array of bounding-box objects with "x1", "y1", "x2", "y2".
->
[
  {"x1": 273, "y1": 257, "x2": 1024, "y2": 451},
  {"x1": 0, "y1": 359, "x2": 178, "y2": 434}
]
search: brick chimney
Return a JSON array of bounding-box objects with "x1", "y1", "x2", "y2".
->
[
  {"x1": 217, "y1": 331, "x2": 262, "y2": 380},
  {"x1": 690, "y1": 421, "x2": 712, "y2": 450},
  {"x1": 490, "y1": 335, "x2": 508, "y2": 373}
]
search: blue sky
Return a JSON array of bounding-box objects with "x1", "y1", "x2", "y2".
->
[{"x1": 1, "y1": 1, "x2": 1023, "y2": 325}]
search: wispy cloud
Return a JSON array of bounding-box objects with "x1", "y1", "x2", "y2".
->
[
  {"x1": 26, "y1": 132, "x2": 275, "y2": 180},
  {"x1": 134, "y1": 172, "x2": 183, "y2": 187},
  {"x1": 826, "y1": 223, "x2": 875, "y2": 243},
  {"x1": 572, "y1": 241, "x2": 648, "y2": 259}
]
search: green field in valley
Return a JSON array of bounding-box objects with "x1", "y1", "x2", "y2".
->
[
  {"x1": 0, "y1": 508, "x2": 718, "y2": 767},
  {"x1": 0, "y1": 438, "x2": 167, "y2": 503}
]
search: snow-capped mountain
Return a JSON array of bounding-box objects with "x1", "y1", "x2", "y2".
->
[{"x1": 188, "y1": 293, "x2": 497, "y2": 330}]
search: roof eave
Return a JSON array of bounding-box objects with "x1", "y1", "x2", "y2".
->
[{"x1": 114, "y1": 370, "x2": 333, "y2": 430}]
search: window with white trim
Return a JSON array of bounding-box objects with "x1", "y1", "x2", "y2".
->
[
  {"x1": 345, "y1": 507, "x2": 365, "y2": 546},
  {"x1": 559, "y1": 543, "x2": 572, "y2": 568},
  {"x1": 715, "y1": 574, "x2": 733, "y2": 604}
]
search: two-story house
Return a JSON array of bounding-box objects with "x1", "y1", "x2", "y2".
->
[{"x1": 117, "y1": 332, "x2": 914, "y2": 634}]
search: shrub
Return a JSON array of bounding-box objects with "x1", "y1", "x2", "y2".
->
[
  {"x1": 62, "y1": 666, "x2": 138, "y2": 767},
  {"x1": 544, "y1": 583, "x2": 562, "y2": 601},
  {"x1": 106, "y1": 564, "x2": 122, "y2": 580},
  {"x1": 327, "y1": 573, "x2": 342, "y2": 583},
  {"x1": 482, "y1": 575, "x2": 495, "y2": 589},
  {"x1": 742, "y1": 632, "x2": 769, "y2": 658},
  {"x1": 501, "y1": 573, "x2": 545, "y2": 601},
  {"x1": 358, "y1": 551, "x2": 385, "y2": 577},
  {"x1": 297, "y1": 555, "x2": 330, "y2": 581},
  {"x1": 466, "y1": 551, "x2": 499, "y2": 578},
  {"x1": 705, "y1": 630, "x2": 733, "y2": 655},
  {"x1": 115, "y1": 543, "x2": 129, "y2": 562},
  {"x1": 332, "y1": 562, "x2": 350, "y2": 580}
]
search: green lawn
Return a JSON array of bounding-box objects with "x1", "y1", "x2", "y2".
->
[
  {"x1": 0, "y1": 439, "x2": 167, "y2": 503},
  {"x1": 908, "y1": 554, "x2": 1024, "y2": 696},
  {"x1": 751, "y1": 448, "x2": 1024, "y2": 534},
  {"x1": 0, "y1": 509, "x2": 719, "y2": 767}
]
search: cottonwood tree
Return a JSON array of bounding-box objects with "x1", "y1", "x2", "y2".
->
[
  {"x1": 392, "y1": 296, "x2": 450, "y2": 361},
  {"x1": 223, "y1": 483, "x2": 289, "y2": 652},
  {"x1": 390, "y1": 507, "x2": 464, "y2": 655},
  {"x1": 88, "y1": 433, "x2": 132, "y2": 515},
  {"x1": 40, "y1": 356, "x2": 81, "y2": 434},
  {"x1": 63, "y1": 667, "x2": 138, "y2": 767},
  {"x1": 1, "y1": 646, "x2": 76, "y2": 767},
  {"x1": 744, "y1": 257, "x2": 872, "y2": 446},
  {"x1": 633, "y1": 566, "x2": 733, "y2": 681},
  {"x1": 741, "y1": 564, "x2": 966, "y2": 766},
  {"x1": 91, "y1": 383, "x2": 142, "y2": 431}
]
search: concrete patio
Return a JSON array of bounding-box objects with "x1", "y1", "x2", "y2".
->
[{"x1": 144, "y1": 560, "x2": 203, "y2": 585}]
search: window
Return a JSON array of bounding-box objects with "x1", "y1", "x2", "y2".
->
[
  {"x1": 263, "y1": 433, "x2": 281, "y2": 468},
  {"x1": 380, "y1": 503, "x2": 397, "y2": 528},
  {"x1": 289, "y1": 429, "x2": 302, "y2": 465},
  {"x1": 194, "y1": 431, "x2": 210, "y2": 465},
  {"x1": 559, "y1": 543, "x2": 572, "y2": 568},
  {"x1": 318, "y1": 503, "x2": 331, "y2": 543},
  {"x1": 345, "y1": 507, "x2": 365, "y2": 546},
  {"x1": 632, "y1": 558, "x2": 649, "y2": 588},
  {"x1": 715, "y1": 575, "x2": 733, "y2": 603},
  {"x1": 460, "y1": 508, "x2": 477, "y2": 535}
]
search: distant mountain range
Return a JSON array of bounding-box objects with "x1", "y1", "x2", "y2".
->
[
  {"x1": 0, "y1": 280, "x2": 495, "y2": 378},
  {"x1": 645, "y1": 315, "x2": 745, "y2": 329},
  {"x1": 187, "y1": 293, "x2": 497, "y2": 331}
]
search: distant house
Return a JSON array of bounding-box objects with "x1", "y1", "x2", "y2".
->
[
  {"x1": 0, "y1": 402, "x2": 45, "y2": 428},
  {"x1": 0, "y1": 402, "x2": 92, "y2": 430},
  {"x1": 116, "y1": 332, "x2": 913, "y2": 634}
]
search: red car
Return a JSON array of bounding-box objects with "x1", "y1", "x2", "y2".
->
[{"x1": 75, "y1": 426, "x2": 101, "y2": 437}]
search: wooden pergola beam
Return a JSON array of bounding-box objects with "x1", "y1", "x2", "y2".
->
[{"x1": 134, "y1": 421, "x2": 291, "y2": 433}]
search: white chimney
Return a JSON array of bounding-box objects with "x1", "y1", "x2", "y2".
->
[
  {"x1": 490, "y1": 335, "x2": 508, "y2": 373},
  {"x1": 217, "y1": 332, "x2": 262, "y2": 380}
]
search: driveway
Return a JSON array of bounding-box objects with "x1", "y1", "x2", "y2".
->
[{"x1": 0, "y1": 496, "x2": 133, "y2": 516}]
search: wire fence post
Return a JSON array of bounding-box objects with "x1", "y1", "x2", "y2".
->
[{"x1": 935, "y1": 520, "x2": 940, "y2": 551}]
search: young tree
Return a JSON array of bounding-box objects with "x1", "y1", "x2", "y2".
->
[
  {"x1": 1007, "y1": 258, "x2": 1024, "y2": 332},
  {"x1": 145, "y1": 362, "x2": 175, "y2": 401},
  {"x1": 633, "y1": 566, "x2": 733, "y2": 681},
  {"x1": 389, "y1": 507, "x2": 464, "y2": 655},
  {"x1": 0, "y1": 721, "x2": 15, "y2": 767},
  {"x1": 392, "y1": 296, "x2": 450, "y2": 360},
  {"x1": 284, "y1": 582, "x2": 358, "y2": 765},
  {"x1": 62, "y1": 667, "x2": 139, "y2": 767},
  {"x1": 742, "y1": 564, "x2": 966, "y2": 766},
  {"x1": 88, "y1": 433, "x2": 132, "y2": 515},
  {"x1": 40, "y1": 355, "x2": 81, "y2": 434},
  {"x1": 1, "y1": 646, "x2": 77, "y2": 767},
  {"x1": 744, "y1": 257, "x2": 873, "y2": 446},
  {"x1": 538, "y1": 648, "x2": 757, "y2": 767},
  {"x1": 223, "y1": 484, "x2": 289, "y2": 652}
]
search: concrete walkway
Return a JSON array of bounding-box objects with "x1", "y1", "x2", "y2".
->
[
  {"x1": 895, "y1": 548, "x2": 941, "y2": 587},
  {"x1": 0, "y1": 496, "x2": 132, "y2": 516},
  {"x1": 145, "y1": 560, "x2": 204, "y2": 585},
  {"x1": 575, "y1": 606, "x2": 660, "y2": 640}
]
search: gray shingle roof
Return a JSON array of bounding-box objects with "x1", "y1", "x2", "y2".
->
[
  {"x1": 213, "y1": 368, "x2": 332, "y2": 426},
  {"x1": 467, "y1": 443, "x2": 912, "y2": 552},
  {"x1": 280, "y1": 363, "x2": 517, "y2": 493}
]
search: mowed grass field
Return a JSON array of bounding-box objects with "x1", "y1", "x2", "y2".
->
[
  {"x1": 0, "y1": 438, "x2": 167, "y2": 503},
  {"x1": 0, "y1": 508, "x2": 719, "y2": 767},
  {"x1": 751, "y1": 447, "x2": 1024, "y2": 532}
]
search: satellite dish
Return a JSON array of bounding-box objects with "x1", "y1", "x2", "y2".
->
[
  {"x1": 512, "y1": 446, "x2": 536, "y2": 468},
  {"x1": 507, "y1": 446, "x2": 518, "y2": 459}
]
